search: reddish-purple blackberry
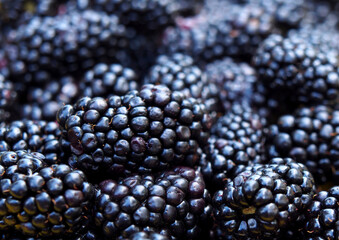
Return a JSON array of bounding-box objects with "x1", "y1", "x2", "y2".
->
[
  {"x1": 0, "y1": 120, "x2": 62, "y2": 165},
  {"x1": 253, "y1": 34, "x2": 339, "y2": 105},
  {"x1": 94, "y1": 166, "x2": 211, "y2": 239},
  {"x1": 212, "y1": 158, "x2": 316, "y2": 239},
  {"x1": 57, "y1": 84, "x2": 212, "y2": 177},
  {"x1": 303, "y1": 186, "x2": 338, "y2": 240},
  {"x1": 0, "y1": 73, "x2": 18, "y2": 122},
  {"x1": 80, "y1": 63, "x2": 139, "y2": 99},
  {"x1": 266, "y1": 105, "x2": 339, "y2": 184},
  {"x1": 0, "y1": 150, "x2": 95, "y2": 238},
  {"x1": 145, "y1": 53, "x2": 219, "y2": 113}
]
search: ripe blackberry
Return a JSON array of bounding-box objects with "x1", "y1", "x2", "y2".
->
[
  {"x1": 213, "y1": 158, "x2": 316, "y2": 239},
  {"x1": 0, "y1": 150, "x2": 95, "y2": 238},
  {"x1": 0, "y1": 73, "x2": 18, "y2": 122},
  {"x1": 303, "y1": 186, "x2": 339, "y2": 240},
  {"x1": 127, "y1": 231, "x2": 170, "y2": 240},
  {"x1": 21, "y1": 76, "x2": 79, "y2": 121},
  {"x1": 200, "y1": 103, "x2": 267, "y2": 190},
  {"x1": 94, "y1": 166, "x2": 212, "y2": 239},
  {"x1": 57, "y1": 84, "x2": 212, "y2": 176},
  {"x1": 266, "y1": 105, "x2": 339, "y2": 184},
  {"x1": 80, "y1": 63, "x2": 139, "y2": 99},
  {"x1": 253, "y1": 34, "x2": 339, "y2": 105},
  {"x1": 5, "y1": 10, "x2": 128, "y2": 84},
  {"x1": 0, "y1": 120, "x2": 62, "y2": 165},
  {"x1": 145, "y1": 53, "x2": 219, "y2": 112}
]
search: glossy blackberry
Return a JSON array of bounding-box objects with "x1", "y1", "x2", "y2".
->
[
  {"x1": 145, "y1": 53, "x2": 219, "y2": 112},
  {"x1": 161, "y1": 3, "x2": 275, "y2": 63},
  {"x1": 5, "y1": 10, "x2": 128, "y2": 84},
  {"x1": 200, "y1": 103, "x2": 267, "y2": 190},
  {"x1": 0, "y1": 120, "x2": 62, "y2": 165},
  {"x1": 126, "y1": 231, "x2": 170, "y2": 240},
  {"x1": 213, "y1": 158, "x2": 316, "y2": 239},
  {"x1": 80, "y1": 63, "x2": 138, "y2": 99},
  {"x1": 253, "y1": 34, "x2": 339, "y2": 105},
  {"x1": 266, "y1": 105, "x2": 339, "y2": 184},
  {"x1": 94, "y1": 166, "x2": 212, "y2": 239},
  {"x1": 303, "y1": 186, "x2": 339, "y2": 240},
  {"x1": 0, "y1": 73, "x2": 18, "y2": 122},
  {"x1": 57, "y1": 84, "x2": 212, "y2": 176},
  {"x1": 21, "y1": 76, "x2": 79, "y2": 121},
  {"x1": 0, "y1": 150, "x2": 95, "y2": 238}
]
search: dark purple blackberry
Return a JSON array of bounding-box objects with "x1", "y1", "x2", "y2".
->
[
  {"x1": 253, "y1": 34, "x2": 339, "y2": 105},
  {"x1": 0, "y1": 150, "x2": 95, "y2": 238},
  {"x1": 0, "y1": 120, "x2": 62, "y2": 165},
  {"x1": 80, "y1": 63, "x2": 139, "y2": 99},
  {"x1": 5, "y1": 10, "x2": 128, "y2": 84},
  {"x1": 303, "y1": 186, "x2": 339, "y2": 240},
  {"x1": 20, "y1": 76, "x2": 79, "y2": 121},
  {"x1": 212, "y1": 158, "x2": 316, "y2": 239},
  {"x1": 57, "y1": 84, "x2": 212, "y2": 177},
  {"x1": 266, "y1": 105, "x2": 339, "y2": 184},
  {"x1": 145, "y1": 53, "x2": 219, "y2": 113},
  {"x1": 0, "y1": 73, "x2": 18, "y2": 122},
  {"x1": 200, "y1": 103, "x2": 267, "y2": 190},
  {"x1": 126, "y1": 231, "x2": 170, "y2": 240},
  {"x1": 94, "y1": 166, "x2": 212, "y2": 239}
]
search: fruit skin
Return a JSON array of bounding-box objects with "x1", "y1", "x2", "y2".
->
[
  {"x1": 0, "y1": 73, "x2": 18, "y2": 122},
  {"x1": 212, "y1": 158, "x2": 316, "y2": 239},
  {"x1": 0, "y1": 150, "x2": 95, "y2": 238},
  {"x1": 266, "y1": 105, "x2": 339, "y2": 184},
  {"x1": 303, "y1": 186, "x2": 339, "y2": 240},
  {"x1": 57, "y1": 84, "x2": 212, "y2": 177},
  {"x1": 93, "y1": 166, "x2": 212, "y2": 240}
]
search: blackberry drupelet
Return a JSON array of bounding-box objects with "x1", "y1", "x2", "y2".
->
[
  {"x1": 0, "y1": 73, "x2": 18, "y2": 122},
  {"x1": 200, "y1": 103, "x2": 267, "y2": 190},
  {"x1": 94, "y1": 166, "x2": 211, "y2": 239},
  {"x1": 21, "y1": 76, "x2": 79, "y2": 121},
  {"x1": 0, "y1": 150, "x2": 95, "y2": 238},
  {"x1": 0, "y1": 120, "x2": 62, "y2": 165},
  {"x1": 213, "y1": 158, "x2": 316, "y2": 239},
  {"x1": 266, "y1": 105, "x2": 339, "y2": 184},
  {"x1": 80, "y1": 63, "x2": 139, "y2": 99},
  {"x1": 145, "y1": 53, "x2": 219, "y2": 112},
  {"x1": 57, "y1": 84, "x2": 212, "y2": 176},
  {"x1": 253, "y1": 34, "x2": 339, "y2": 105},
  {"x1": 303, "y1": 186, "x2": 338, "y2": 240}
]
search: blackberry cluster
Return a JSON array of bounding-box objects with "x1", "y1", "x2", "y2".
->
[
  {"x1": 0, "y1": 150, "x2": 95, "y2": 238},
  {"x1": 94, "y1": 166, "x2": 211, "y2": 239},
  {"x1": 57, "y1": 84, "x2": 212, "y2": 176},
  {"x1": 266, "y1": 105, "x2": 339, "y2": 184},
  {"x1": 0, "y1": 120, "x2": 62, "y2": 165},
  {"x1": 0, "y1": 74, "x2": 18, "y2": 122},
  {"x1": 213, "y1": 158, "x2": 316, "y2": 239},
  {"x1": 145, "y1": 53, "x2": 219, "y2": 112},
  {"x1": 253, "y1": 34, "x2": 339, "y2": 105}
]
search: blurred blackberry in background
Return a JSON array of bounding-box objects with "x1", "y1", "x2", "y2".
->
[
  {"x1": 145, "y1": 53, "x2": 219, "y2": 113},
  {"x1": 303, "y1": 186, "x2": 339, "y2": 240},
  {"x1": 266, "y1": 105, "x2": 339, "y2": 184},
  {"x1": 0, "y1": 74, "x2": 18, "y2": 122},
  {"x1": 213, "y1": 158, "x2": 316, "y2": 239},
  {"x1": 0, "y1": 120, "x2": 62, "y2": 165},
  {"x1": 80, "y1": 63, "x2": 139, "y2": 99},
  {"x1": 57, "y1": 84, "x2": 212, "y2": 177},
  {"x1": 0, "y1": 151, "x2": 95, "y2": 238},
  {"x1": 94, "y1": 166, "x2": 211, "y2": 239},
  {"x1": 20, "y1": 76, "x2": 79, "y2": 121},
  {"x1": 253, "y1": 34, "x2": 339, "y2": 106}
]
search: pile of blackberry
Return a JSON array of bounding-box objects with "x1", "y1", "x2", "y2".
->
[{"x1": 0, "y1": 0, "x2": 338, "y2": 239}]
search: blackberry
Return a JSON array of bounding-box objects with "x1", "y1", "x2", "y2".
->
[
  {"x1": 0, "y1": 73, "x2": 18, "y2": 122},
  {"x1": 80, "y1": 63, "x2": 139, "y2": 99},
  {"x1": 0, "y1": 120, "x2": 62, "y2": 165},
  {"x1": 253, "y1": 34, "x2": 339, "y2": 105},
  {"x1": 213, "y1": 158, "x2": 316, "y2": 239},
  {"x1": 303, "y1": 186, "x2": 339, "y2": 240},
  {"x1": 200, "y1": 103, "x2": 267, "y2": 190},
  {"x1": 94, "y1": 166, "x2": 211, "y2": 239},
  {"x1": 0, "y1": 150, "x2": 95, "y2": 238},
  {"x1": 267, "y1": 105, "x2": 339, "y2": 184},
  {"x1": 145, "y1": 53, "x2": 219, "y2": 112},
  {"x1": 57, "y1": 84, "x2": 212, "y2": 176},
  {"x1": 21, "y1": 76, "x2": 79, "y2": 121},
  {"x1": 127, "y1": 231, "x2": 170, "y2": 240}
]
